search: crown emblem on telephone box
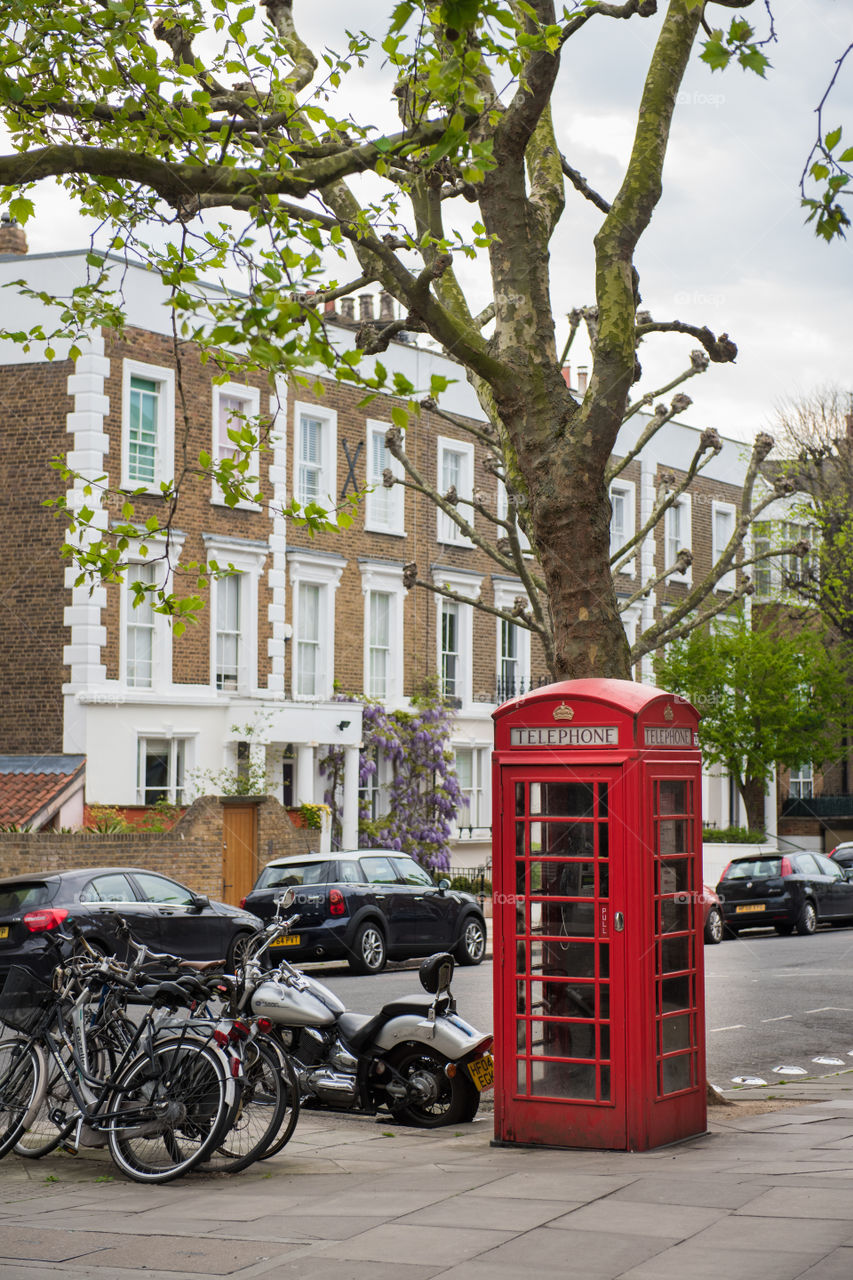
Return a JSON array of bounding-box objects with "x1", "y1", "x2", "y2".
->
[
  {"x1": 663, "y1": 704, "x2": 674, "y2": 721},
  {"x1": 553, "y1": 703, "x2": 575, "y2": 721}
]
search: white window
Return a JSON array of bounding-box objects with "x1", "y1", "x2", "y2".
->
[
  {"x1": 365, "y1": 421, "x2": 405, "y2": 534},
  {"x1": 493, "y1": 578, "x2": 531, "y2": 702},
  {"x1": 288, "y1": 549, "x2": 344, "y2": 700},
  {"x1": 359, "y1": 560, "x2": 405, "y2": 703},
  {"x1": 664, "y1": 494, "x2": 692, "y2": 583},
  {"x1": 782, "y1": 521, "x2": 817, "y2": 586},
  {"x1": 455, "y1": 746, "x2": 489, "y2": 830},
  {"x1": 441, "y1": 601, "x2": 460, "y2": 700},
  {"x1": 496, "y1": 478, "x2": 531, "y2": 553},
  {"x1": 294, "y1": 401, "x2": 337, "y2": 508},
  {"x1": 211, "y1": 382, "x2": 261, "y2": 508},
  {"x1": 137, "y1": 736, "x2": 191, "y2": 805},
  {"x1": 121, "y1": 360, "x2": 175, "y2": 492},
  {"x1": 433, "y1": 567, "x2": 481, "y2": 707},
  {"x1": 437, "y1": 436, "x2": 474, "y2": 546},
  {"x1": 125, "y1": 562, "x2": 156, "y2": 689},
  {"x1": 712, "y1": 501, "x2": 737, "y2": 591},
  {"x1": 609, "y1": 480, "x2": 636, "y2": 576},
  {"x1": 205, "y1": 535, "x2": 267, "y2": 696},
  {"x1": 789, "y1": 763, "x2": 813, "y2": 799},
  {"x1": 215, "y1": 573, "x2": 242, "y2": 691}
]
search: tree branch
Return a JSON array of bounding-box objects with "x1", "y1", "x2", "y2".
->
[{"x1": 636, "y1": 317, "x2": 738, "y2": 363}]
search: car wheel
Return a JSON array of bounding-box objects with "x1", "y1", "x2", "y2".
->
[
  {"x1": 703, "y1": 908, "x2": 724, "y2": 945},
  {"x1": 455, "y1": 917, "x2": 486, "y2": 965},
  {"x1": 227, "y1": 931, "x2": 255, "y2": 971},
  {"x1": 775, "y1": 923, "x2": 795, "y2": 936},
  {"x1": 348, "y1": 922, "x2": 387, "y2": 974},
  {"x1": 796, "y1": 900, "x2": 817, "y2": 936}
]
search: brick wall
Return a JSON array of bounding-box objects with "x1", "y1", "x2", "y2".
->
[
  {"x1": 0, "y1": 794, "x2": 308, "y2": 898},
  {"x1": 0, "y1": 360, "x2": 73, "y2": 751}
]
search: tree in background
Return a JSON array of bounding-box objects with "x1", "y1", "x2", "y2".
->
[
  {"x1": 0, "y1": 0, "x2": 795, "y2": 677},
  {"x1": 320, "y1": 683, "x2": 462, "y2": 871},
  {"x1": 774, "y1": 387, "x2": 853, "y2": 643},
  {"x1": 654, "y1": 613, "x2": 852, "y2": 831}
]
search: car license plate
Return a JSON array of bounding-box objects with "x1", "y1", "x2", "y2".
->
[
  {"x1": 0, "y1": 926, "x2": 7, "y2": 940},
  {"x1": 467, "y1": 1053, "x2": 494, "y2": 1092},
  {"x1": 270, "y1": 934, "x2": 301, "y2": 947},
  {"x1": 735, "y1": 904, "x2": 765, "y2": 913}
]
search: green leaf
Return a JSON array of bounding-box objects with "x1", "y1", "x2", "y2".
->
[
  {"x1": 391, "y1": 406, "x2": 409, "y2": 430},
  {"x1": 825, "y1": 127, "x2": 843, "y2": 152}
]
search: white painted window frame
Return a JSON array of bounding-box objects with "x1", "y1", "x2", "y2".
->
[
  {"x1": 433, "y1": 567, "x2": 482, "y2": 707},
  {"x1": 118, "y1": 535, "x2": 183, "y2": 694},
  {"x1": 359, "y1": 560, "x2": 405, "y2": 703},
  {"x1": 205, "y1": 535, "x2": 268, "y2": 696},
  {"x1": 136, "y1": 733, "x2": 196, "y2": 805},
  {"x1": 294, "y1": 400, "x2": 337, "y2": 509},
  {"x1": 436, "y1": 436, "x2": 475, "y2": 547},
  {"x1": 453, "y1": 743, "x2": 491, "y2": 832},
  {"x1": 664, "y1": 493, "x2": 692, "y2": 585},
  {"x1": 609, "y1": 479, "x2": 636, "y2": 577},
  {"x1": 288, "y1": 549, "x2": 345, "y2": 701},
  {"x1": 121, "y1": 359, "x2": 175, "y2": 493},
  {"x1": 492, "y1": 578, "x2": 531, "y2": 699},
  {"x1": 211, "y1": 381, "x2": 261, "y2": 509},
  {"x1": 712, "y1": 500, "x2": 737, "y2": 592},
  {"x1": 365, "y1": 420, "x2": 405, "y2": 535},
  {"x1": 496, "y1": 478, "x2": 531, "y2": 553}
]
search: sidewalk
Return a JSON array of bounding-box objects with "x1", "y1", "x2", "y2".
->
[{"x1": 2, "y1": 1076, "x2": 853, "y2": 1279}]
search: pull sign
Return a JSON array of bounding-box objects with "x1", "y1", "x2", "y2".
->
[
  {"x1": 614, "y1": 912, "x2": 625, "y2": 933},
  {"x1": 600, "y1": 904, "x2": 608, "y2": 937}
]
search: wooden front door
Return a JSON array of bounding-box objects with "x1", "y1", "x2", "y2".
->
[{"x1": 222, "y1": 803, "x2": 258, "y2": 905}]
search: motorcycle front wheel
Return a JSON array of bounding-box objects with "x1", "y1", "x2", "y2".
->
[{"x1": 386, "y1": 1045, "x2": 479, "y2": 1128}]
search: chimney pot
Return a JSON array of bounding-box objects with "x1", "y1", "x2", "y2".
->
[
  {"x1": 379, "y1": 291, "x2": 395, "y2": 322},
  {"x1": 577, "y1": 365, "x2": 589, "y2": 394},
  {"x1": 0, "y1": 212, "x2": 28, "y2": 256},
  {"x1": 359, "y1": 293, "x2": 374, "y2": 323},
  {"x1": 560, "y1": 364, "x2": 572, "y2": 388},
  {"x1": 324, "y1": 298, "x2": 336, "y2": 315},
  {"x1": 339, "y1": 297, "x2": 355, "y2": 323}
]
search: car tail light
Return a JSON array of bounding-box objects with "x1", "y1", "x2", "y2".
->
[
  {"x1": 780, "y1": 856, "x2": 793, "y2": 876},
  {"x1": 23, "y1": 908, "x2": 69, "y2": 933},
  {"x1": 329, "y1": 888, "x2": 346, "y2": 916},
  {"x1": 239, "y1": 896, "x2": 247, "y2": 909}
]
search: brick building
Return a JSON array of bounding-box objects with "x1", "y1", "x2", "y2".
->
[{"x1": 0, "y1": 230, "x2": 781, "y2": 862}]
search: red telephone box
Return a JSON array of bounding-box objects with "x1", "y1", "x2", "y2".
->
[{"x1": 492, "y1": 678, "x2": 706, "y2": 1152}]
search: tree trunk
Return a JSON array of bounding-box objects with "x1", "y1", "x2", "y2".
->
[{"x1": 739, "y1": 777, "x2": 768, "y2": 834}]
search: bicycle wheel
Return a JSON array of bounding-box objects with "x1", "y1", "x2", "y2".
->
[
  {"x1": 0, "y1": 1037, "x2": 42, "y2": 1159},
  {"x1": 259, "y1": 1040, "x2": 300, "y2": 1160},
  {"x1": 15, "y1": 1048, "x2": 73, "y2": 1159},
  {"x1": 201, "y1": 1039, "x2": 289, "y2": 1174},
  {"x1": 106, "y1": 1037, "x2": 231, "y2": 1183}
]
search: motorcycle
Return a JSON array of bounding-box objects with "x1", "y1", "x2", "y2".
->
[{"x1": 241, "y1": 892, "x2": 494, "y2": 1128}]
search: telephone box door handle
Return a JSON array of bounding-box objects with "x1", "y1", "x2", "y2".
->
[{"x1": 614, "y1": 912, "x2": 625, "y2": 932}]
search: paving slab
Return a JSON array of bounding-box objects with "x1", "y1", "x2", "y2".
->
[
  {"x1": 548, "y1": 1198, "x2": 727, "y2": 1238},
  {"x1": 398, "y1": 1192, "x2": 573, "y2": 1231},
  {"x1": 794, "y1": 1248, "x2": 853, "y2": 1280},
  {"x1": 468, "y1": 1225, "x2": 677, "y2": 1277},
  {"x1": 606, "y1": 1174, "x2": 771, "y2": 1209},
  {"x1": 617, "y1": 1243, "x2": 828, "y2": 1280},
  {"x1": 317, "y1": 1222, "x2": 516, "y2": 1267},
  {"x1": 735, "y1": 1186, "x2": 853, "y2": 1219},
  {"x1": 473, "y1": 1169, "x2": 638, "y2": 1202},
  {"x1": 687, "y1": 1214, "x2": 853, "y2": 1254}
]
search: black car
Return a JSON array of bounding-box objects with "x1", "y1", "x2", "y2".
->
[
  {"x1": 715, "y1": 851, "x2": 853, "y2": 936},
  {"x1": 241, "y1": 850, "x2": 488, "y2": 974},
  {"x1": 829, "y1": 842, "x2": 853, "y2": 869},
  {"x1": 0, "y1": 867, "x2": 263, "y2": 981}
]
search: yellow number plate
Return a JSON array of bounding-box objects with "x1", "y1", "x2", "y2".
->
[
  {"x1": 270, "y1": 934, "x2": 301, "y2": 947},
  {"x1": 0, "y1": 926, "x2": 8, "y2": 939},
  {"x1": 735, "y1": 904, "x2": 765, "y2": 913},
  {"x1": 467, "y1": 1053, "x2": 494, "y2": 1092}
]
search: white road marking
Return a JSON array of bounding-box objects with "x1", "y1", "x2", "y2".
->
[
  {"x1": 761, "y1": 1015, "x2": 793, "y2": 1022},
  {"x1": 804, "y1": 1006, "x2": 853, "y2": 1013},
  {"x1": 709, "y1": 1024, "x2": 745, "y2": 1032}
]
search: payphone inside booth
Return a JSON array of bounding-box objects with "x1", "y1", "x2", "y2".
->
[{"x1": 492, "y1": 678, "x2": 706, "y2": 1153}]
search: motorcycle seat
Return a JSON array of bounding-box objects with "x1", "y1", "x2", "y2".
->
[{"x1": 339, "y1": 995, "x2": 440, "y2": 1053}]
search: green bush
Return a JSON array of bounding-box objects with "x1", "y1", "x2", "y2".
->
[
  {"x1": 702, "y1": 826, "x2": 767, "y2": 844},
  {"x1": 448, "y1": 874, "x2": 492, "y2": 895}
]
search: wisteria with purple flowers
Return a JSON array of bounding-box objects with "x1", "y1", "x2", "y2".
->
[{"x1": 319, "y1": 682, "x2": 463, "y2": 872}]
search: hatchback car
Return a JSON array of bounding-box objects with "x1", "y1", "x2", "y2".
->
[
  {"x1": 241, "y1": 850, "x2": 488, "y2": 974},
  {"x1": 715, "y1": 852, "x2": 853, "y2": 936},
  {"x1": 701, "y1": 885, "x2": 724, "y2": 944},
  {"x1": 0, "y1": 867, "x2": 262, "y2": 981}
]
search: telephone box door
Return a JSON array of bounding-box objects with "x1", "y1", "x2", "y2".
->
[{"x1": 496, "y1": 765, "x2": 627, "y2": 1148}]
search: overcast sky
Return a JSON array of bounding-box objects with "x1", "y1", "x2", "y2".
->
[{"x1": 15, "y1": 1, "x2": 853, "y2": 445}]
